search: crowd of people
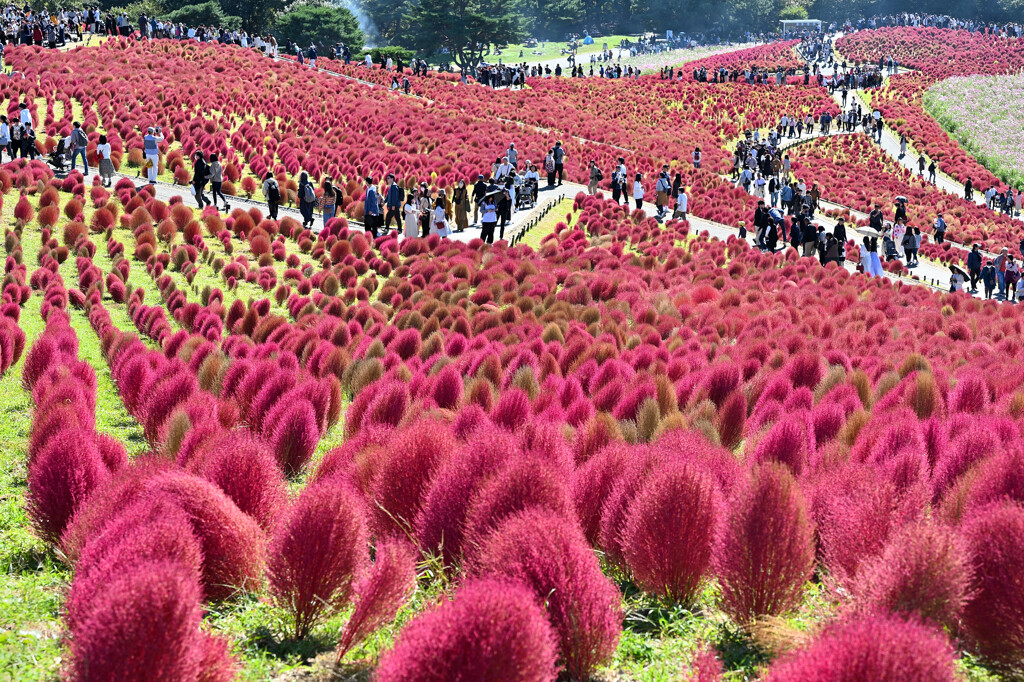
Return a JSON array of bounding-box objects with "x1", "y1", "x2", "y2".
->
[{"x1": 844, "y1": 12, "x2": 1023, "y2": 38}]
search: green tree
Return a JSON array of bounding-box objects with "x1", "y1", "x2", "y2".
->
[
  {"x1": 163, "y1": 1, "x2": 241, "y2": 30},
  {"x1": 274, "y1": 3, "x2": 365, "y2": 51},
  {"x1": 358, "y1": 0, "x2": 413, "y2": 45},
  {"x1": 779, "y1": 3, "x2": 808, "y2": 20},
  {"x1": 403, "y1": 0, "x2": 528, "y2": 67},
  {"x1": 220, "y1": 0, "x2": 288, "y2": 34}
]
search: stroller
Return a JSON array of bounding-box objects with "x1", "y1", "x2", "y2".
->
[
  {"x1": 516, "y1": 179, "x2": 537, "y2": 210},
  {"x1": 47, "y1": 138, "x2": 68, "y2": 177},
  {"x1": 883, "y1": 235, "x2": 900, "y2": 262}
]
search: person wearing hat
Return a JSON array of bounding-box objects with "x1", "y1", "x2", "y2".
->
[
  {"x1": 472, "y1": 174, "x2": 487, "y2": 224},
  {"x1": 552, "y1": 141, "x2": 565, "y2": 186},
  {"x1": 934, "y1": 213, "x2": 947, "y2": 244},
  {"x1": 142, "y1": 125, "x2": 163, "y2": 185},
  {"x1": 981, "y1": 259, "x2": 996, "y2": 299}
]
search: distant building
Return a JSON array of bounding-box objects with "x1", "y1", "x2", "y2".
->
[{"x1": 780, "y1": 19, "x2": 822, "y2": 36}]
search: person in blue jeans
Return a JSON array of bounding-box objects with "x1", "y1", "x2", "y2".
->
[
  {"x1": 70, "y1": 121, "x2": 88, "y2": 173},
  {"x1": 320, "y1": 177, "x2": 337, "y2": 231}
]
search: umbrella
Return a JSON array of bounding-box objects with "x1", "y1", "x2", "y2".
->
[
  {"x1": 894, "y1": 195, "x2": 908, "y2": 203},
  {"x1": 484, "y1": 189, "x2": 505, "y2": 198},
  {"x1": 859, "y1": 227, "x2": 883, "y2": 237},
  {"x1": 950, "y1": 264, "x2": 967, "y2": 277}
]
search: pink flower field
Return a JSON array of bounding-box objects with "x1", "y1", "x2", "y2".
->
[{"x1": 6, "y1": 25, "x2": 1024, "y2": 682}]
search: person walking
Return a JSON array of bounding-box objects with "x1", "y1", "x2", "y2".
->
[
  {"x1": 208, "y1": 153, "x2": 227, "y2": 211},
  {"x1": 319, "y1": 177, "x2": 337, "y2": 231},
  {"x1": 480, "y1": 193, "x2": 498, "y2": 244},
  {"x1": 928, "y1": 159, "x2": 937, "y2": 184},
  {"x1": 0, "y1": 116, "x2": 9, "y2": 163},
  {"x1": 143, "y1": 126, "x2": 163, "y2": 185},
  {"x1": 262, "y1": 172, "x2": 280, "y2": 220},
  {"x1": 453, "y1": 180, "x2": 469, "y2": 232},
  {"x1": 917, "y1": 154, "x2": 926, "y2": 177},
  {"x1": 472, "y1": 174, "x2": 487, "y2": 224},
  {"x1": 934, "y1": 213, "x2": 947, "y2": 244},
  {"x1": 692, "y1": 146, "x2": 702, "y2": 169},
  {"x1": 69, "y1": 121, "x2": 88, "y2": 174},
  {"x1": 981, "y1": 260, "x2": 996, "y2": 299},
  {"x1": 403, "y1": 189, "x2": 420, "y2": 239},
  {"x1": 967, "y1": 244, "x2": 982, "y2": 292},
  {"x1": 655, "y1": 170, "x2": 670, "y2": 218},
  {"x1": 543, "y1": 149, "x2": 555, "y2": 188},
  {"x1": 297, "y1": 172, "x2": 316, "y2": 229},
  {"x1": 363, "y1": 175, "x2": 381, "y2": 238},
  {"x1": 552, "y1": 141, "x2": 566, "y2": 186},
  {"x1": 587, "y1": 160, "x2": 601, "y2": 195},
  {"x1": 996, "y1": 247, "x2": 1009, "y2": 299},
  {"x1": 191, "y1": 152, "x2": 211, "y2": 209},
  {"x1": 96, "y1": 134, "x2": 114, "y2": 187},
  {"x1": 899, "y1": 133, "x2": 907, "y2": 160},
  {"x1": 383, "y1": 174, "x2": 403, "y2": 229},
  {"x1": 632, "y1": 173, "x2": 644, "y2": 210}
]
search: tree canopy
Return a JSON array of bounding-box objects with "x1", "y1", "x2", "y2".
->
[
  {"x1": 403, "y1": 0, "x2": 528, "y2": 67},
  {"x1": 274, "y1": 3, "x2": 365, "y2": 51}
]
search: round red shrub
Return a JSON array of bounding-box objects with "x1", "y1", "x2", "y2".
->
[
  {"x1": 762, "y1": 613, "x2": 957, "y2": 682},
  {"x1": 374, "y1": 577, "x2": 559, "y2": 682},
  {"x1": 267, "y1": 476, "x2": 368, "y2": 639},
  {"x1": 716, "y1": 463, "x2": 814, "y2": 622},
  {"x1": 621, "y1": 461, "x2": 720, "y2": 603},
  {"x1": 470, "y1": 509, "x2": 621, "y2": 680}
]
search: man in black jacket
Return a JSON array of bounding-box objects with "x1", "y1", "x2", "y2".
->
[
  {"x1": 472, "y1": 174, "x2": 487, "y2": 224},
  {"x1": 753, "y1": 201, "x2": 771, "y2": 249},
  {"x1": 967, "y1": 244, "x2": 983, "y2": 292},
  {"x1": 869, "y1": 204, "x2": 884, "y2": 232}
]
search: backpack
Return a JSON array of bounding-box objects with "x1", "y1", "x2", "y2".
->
[
  {"x1": 267, "y1": 182, "x2": 280, "y2": 204},
  {"x1": 302, "y1": 184, "x2": 315, "y2": 203}
]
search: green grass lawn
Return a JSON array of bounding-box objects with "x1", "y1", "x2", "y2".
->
[{"x1": 426, "y1": 34, "x2": 634, "y2": 66}]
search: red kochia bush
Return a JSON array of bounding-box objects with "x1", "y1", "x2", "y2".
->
[
  {"x1": 462, "y1": 455, "x2": 573, "y2": 557},
  {"x1": 68, "y1": 560, "x2": 236, "y2": 682},
  {"x1": 188, "y1": 429, "x2": 287, "y2": 530},
  {"x1": 27, "y1": 431, "x2": 108, "y2": 544},
  {"x1": 621, "y1": 461, "x2": 720, "y2": 603},
  {"x1": 716, "y1": 463, "x2": 814, "y2": 623},
  {"x1": 267, "y1": 476, "x2": 368, "y2": 639},
  {"x1": 470, "y1": 509, "x2": 621, "y2": 680},
  {"x1": 144, "y1": 472, "x2": 267, "y2": 600},
  {"x1": 853, "y1": 520, "x2": 969, "y2": 631},
  {"x1": 960, "y1": 502, "x2": 1024, "y2": 671},
  {"x1": 762, "y1": 613, "x2": 958, "y2": 682},
  {"x1": 374, "y1": 577, "x2": 559, "y2": 682},
  {"x1": 266, "y1": 398, "x2": 320, "y2": 474},
  {"x1": 65, "y1": 496, "x2": 203, "y2": 634},
  {"x1": 367, "y1": 420, "x2": 454, "y2": 536},
  {"x1": 810, "y1": 462, "x2": 901, "y2": 589},
  {"x1": 335, "y1": 539, "x2": 417, "y2": 661}
]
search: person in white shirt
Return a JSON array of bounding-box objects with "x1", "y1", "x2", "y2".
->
[
  {"x1": 632, "y1": 173, "x2": 644, "y2": 210},
  {"x1": 673, "y1": 187, "x2": 688, "y2": 220},
  {"x1": 142, "y1": 126, "x2": 163, "y2": 184},
  {"x1": 18, "y1": 103, "x2": 30, "y2": 127},
  {"x1": 365, "y1": 53, "x2": 373, "y2": 68},
  {"x1": 0, "y1": 115, "x2": 10, "y2": 163},
  {"x1": 96, "y1": 134, "x2": 114, "y2": 187}
]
